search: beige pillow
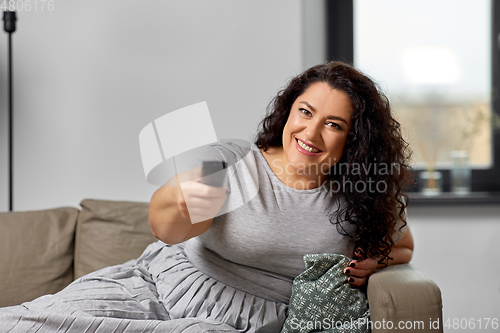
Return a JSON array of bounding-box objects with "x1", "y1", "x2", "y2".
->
[
  {"x1": 74, "y1": 199, "x2": 158, "y2": 279},
  {"x1": 0, "y1": 207, "x2": 79, "y2": 307}
]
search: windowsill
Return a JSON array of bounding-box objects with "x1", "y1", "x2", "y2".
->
[{"x1": 408, "y1": 192, "x2": 500, "y2": 205}]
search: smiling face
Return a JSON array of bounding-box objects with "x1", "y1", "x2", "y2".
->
[{"x1": 280, "y1": 82, "x2": 352, "y2": 186}]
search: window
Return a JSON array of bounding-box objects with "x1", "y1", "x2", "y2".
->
[{"x1": 326, "y1": 0, "x2": 500, "y2": 195}]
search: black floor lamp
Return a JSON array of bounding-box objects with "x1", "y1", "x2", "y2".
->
[{"x1": 3, "y1": 11, "x2": 16, "y2": 211}]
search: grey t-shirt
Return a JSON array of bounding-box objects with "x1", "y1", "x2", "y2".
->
[{"x1": 182, "y1": 140, "x2": 357, "y2": 304}]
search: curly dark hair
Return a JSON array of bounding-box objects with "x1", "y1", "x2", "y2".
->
[{"x1": 255, "y1": 61, "x2": 414, "y2": 263}]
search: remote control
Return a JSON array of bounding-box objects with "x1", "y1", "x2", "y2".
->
[{"x1": 201, "y1": 161, "x2": 227, "y2": 187}]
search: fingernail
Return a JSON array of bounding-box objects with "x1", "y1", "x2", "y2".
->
[
  {"x1": 348, "y1": 277, "x2": 354, "y2": 283},
  {"x1": 350, "y1": 262, "x2": 356, "y2": 268},
  {"x1": 345, "y1": 269, "x2": 351, "y2": 274}
]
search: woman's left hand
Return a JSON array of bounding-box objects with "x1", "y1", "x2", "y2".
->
[{"x1": 343, "y1": 251, "x2": 378, "y2": 287}]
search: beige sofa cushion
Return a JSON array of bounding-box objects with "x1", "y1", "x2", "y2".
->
[
  {"x1": 74, "y1": 199, "x2": 158, "y2": 279},
  {"x1": 0, "y1": 207, "x2": 79, "y2": 307}
]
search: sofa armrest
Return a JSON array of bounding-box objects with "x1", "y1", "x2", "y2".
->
[{"x1": 367, "y1": 263, "x2": 443, "y2": 332}]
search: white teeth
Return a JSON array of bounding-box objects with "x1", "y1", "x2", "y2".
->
[{"x1": 297, "y1": 140, "x2": 320, "y2": 153}]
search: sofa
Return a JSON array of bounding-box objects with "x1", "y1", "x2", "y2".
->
[{"x1": 0, "y1": 198, "x2": 443, "y2": 332}]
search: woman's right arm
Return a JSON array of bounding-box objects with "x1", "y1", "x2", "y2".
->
[{"x1": 149, "y1": 169, "x2": 228, "y2": 245}]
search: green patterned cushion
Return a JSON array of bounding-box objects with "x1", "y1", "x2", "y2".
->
[{"x1": 281, "y1": 253, "x2": 370, "y2": 333}]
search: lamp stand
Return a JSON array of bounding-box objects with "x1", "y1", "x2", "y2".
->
[{"x1": 3, "y1": 11, "x2": 16, "y2": 211}]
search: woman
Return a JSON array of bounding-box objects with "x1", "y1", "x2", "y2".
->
[
  {"x1": 254, "y1": 61, "x2": 415, "y2": 282},
  {"x1": 0, "y1": 62, "x2": 414, "y2": 333},
  {"x1": 148, "y1": 61, "x2": 414, "y2": 328}
]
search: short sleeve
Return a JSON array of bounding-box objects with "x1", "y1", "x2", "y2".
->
[
  {"x1": 168, "y1": 140, "x2": 260, "y2": 217},
  {"x1": 161, "y1": 139, "x2": 253, "y2": 187}
]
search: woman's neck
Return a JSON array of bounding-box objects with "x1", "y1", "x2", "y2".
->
[{"x1": 259, "y1": 146, "x2": 327, "y2": 190}]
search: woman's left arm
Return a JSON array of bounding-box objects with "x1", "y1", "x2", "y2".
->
[
  {"x1": 344, "y1": 227, "x2": 414, "y2": 287},
  {"x1": 383, "y1": 226, "x2": 414, "y2": 266}
]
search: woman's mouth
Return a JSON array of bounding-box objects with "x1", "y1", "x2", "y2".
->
[{"x1": 295, "y1": 139, "x2": 322, "y2": 155}]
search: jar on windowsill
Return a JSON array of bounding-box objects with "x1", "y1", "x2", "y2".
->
[{"x1": 420, "y1": 170, "x2": 443, "y2": 196}]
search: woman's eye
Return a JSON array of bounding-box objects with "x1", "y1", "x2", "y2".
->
[
  {"x1": 327, "y1": 122, "x2": 342, "y2": 130},
  {"x1": 299, "y1": 108, "x2": 312, "y2": 116}
]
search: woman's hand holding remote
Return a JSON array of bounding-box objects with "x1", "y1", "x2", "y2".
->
[
  {"x1": 176, "y1": 167, "x2": 229, "y2": 224},
  {"x1": 149, "y1": 167, "x2": 228, "y2": 245}
]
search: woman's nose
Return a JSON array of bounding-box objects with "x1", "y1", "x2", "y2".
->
[{"x1": 304, "y1": 120, "x2": 322, "y2": 140}]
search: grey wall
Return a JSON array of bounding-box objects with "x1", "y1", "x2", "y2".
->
[
  {"x1": 409, "y1": 205, "x2": 500, "y2": 331},
  {"x1": 302, "y1": 0, "x2": 326, "y2": 69},
  {"x1": 0, "y1": 0, "x2": 304, "y2": 212}
]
